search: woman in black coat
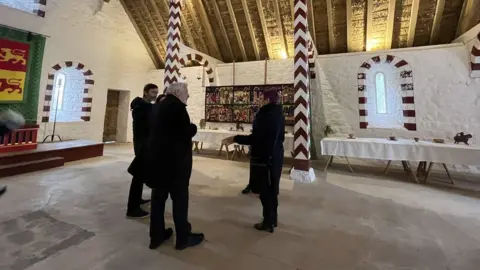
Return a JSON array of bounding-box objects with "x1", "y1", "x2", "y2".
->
[{"x1": 223, "y1": 90, "x2": 285, "y2": 233}]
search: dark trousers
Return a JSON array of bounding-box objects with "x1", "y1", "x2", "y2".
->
[
  {"x1": 127, "y1": 176, "x2": 144, "y2": 212},
  {"x1": 150, "y1": 186, "x2": 192, "y2": 242},
  {"x1": 259, "y1": 183, "x2": 278, "y2": 225}
]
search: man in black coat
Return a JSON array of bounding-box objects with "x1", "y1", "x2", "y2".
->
[
  {"x1": 126, "y1": 83, "x2": 158, "y2": 219},
  {"x1": 146, "y1": 82, "x2": 204, "y2": 250},
  {"x1": 224, "y1": 90, "x2": 285, "y2": 233}
]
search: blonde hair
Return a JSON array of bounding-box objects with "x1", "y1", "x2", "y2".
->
[{"x1": 165, "y1": 82, "x2": 188, "y2": 97}]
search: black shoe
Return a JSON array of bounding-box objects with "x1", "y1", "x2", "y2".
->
[
  {"x1": 149, "y1": 228, "x2": 173, "y2": 250},
  {"x1": 140, "y1": 199, "x2": 151, "y2": 206},
  {"x1": 254, "y1": 222, "x2": 274, "y2": 233},
  {"x1": 241, "y1": 186, "x2": 251, "y2": 194},
  {"x1": 0, "y1": 185, "x2": 6, "y2": 197},
  {"x1": 175, "y1": 233, "x2": 205, "y2": 250},
  {"x1": 126, "y1": 208, "x2": 150, "y2": 219}
]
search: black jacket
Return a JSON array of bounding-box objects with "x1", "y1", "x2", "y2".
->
[
  {"x1": 130, "y1": 97, "x2": 152, "y2": 156},
  {"x1": 234, "y1": 103, "x2": 285, "y2": 192},
  {"x1": 144, "y1": 94, "x2": 197, "y2": 188}
]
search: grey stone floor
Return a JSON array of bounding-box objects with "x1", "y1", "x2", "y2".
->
[{"x1": 1, "y1": 143, "x2": 480, "y2": 270}]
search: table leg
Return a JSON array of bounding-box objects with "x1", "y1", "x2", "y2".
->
[
  {"x1": 231, "y1": 146, "x2": 238, "y2": 160},
  {"x1": 401, "y1": 161, "x2": 409, "y2": 173},
  {"x1": 218, "y1": 144, "x2": 224, "y2": 156},
  {"x1": 344, "y1": 157, "x2": 354, "y2": 173},
  {"x1": 417, "y1": 161, "x2": 427, "y2": 177},
  {"x1": 384, "y1": 160, "x2": 392, "y2": 176},
  {"x1": 425, "y1": 162, "x2": 434, "y2": 184},
  {"x1": 225, "y1": 144, "x2": 230, "y2": 159},
  {"x1": 200, "y1": 142, "x2": 204, "y2": 150},
  {"x1": 193, "y1": 141, "x2": 200, "y2": 153},
  {"x1": 405, "y1": 161, "x2": 419, "y2": 184},
  {"x1": 442, "y1": 163, "x2": 455, "y2": 185},
  {"x1": 323, "y1": 156, "x2": 333, "y2": 172}
]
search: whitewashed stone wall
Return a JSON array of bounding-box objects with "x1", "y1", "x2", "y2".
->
[{"x1": 0, "y1": 0, "x2": 154, "y2": 142}]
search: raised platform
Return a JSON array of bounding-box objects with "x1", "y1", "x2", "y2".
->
[{"x1": 0, "y1": 140, "x2": 104, "y2": 177}]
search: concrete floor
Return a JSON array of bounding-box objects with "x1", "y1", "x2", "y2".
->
[{"x1": 1, "y1": 143, "x2": 480, "y2": 270}]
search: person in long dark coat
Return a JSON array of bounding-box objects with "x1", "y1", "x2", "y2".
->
[
  {"x1": 126, "y1": 83, "x2": 158, "y2": 219},
  {"x1": 145, "y1": 82, "x2": 204, "y2": 250},
  {"x1": 223, "y1": 90, "x2": 285, "y2": 233},
  {"x1": 0, "y1": 109, "x2": 25, "y2": 198}
]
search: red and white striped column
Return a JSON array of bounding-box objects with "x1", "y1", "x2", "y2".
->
[
  {"x1": 163, "y1": 0, "x2": 182, "y2": 92},
  {"x1": 290, "y1": 0, "x2": 315, "y2": 182},
  {"x1": 471, "y1": 31, "x2": 480, "y2": 78}
]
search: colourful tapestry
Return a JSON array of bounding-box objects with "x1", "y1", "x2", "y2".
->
[
  {"x1": 0, "y1": 38, "x2": 29, "y2": 102},
  {"x1": 205, "y1": 84, "x2": 294, "y2": 125}
]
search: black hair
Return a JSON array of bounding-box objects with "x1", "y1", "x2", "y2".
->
[{"x1": 143, "y1": 83, "x2": 158, "y2": 95}]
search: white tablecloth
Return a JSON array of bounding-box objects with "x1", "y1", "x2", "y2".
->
[
  {"x1": 321, "y1": 137, "x2": 480, "y2": 165},
  {"x1": 193, "y1": 129, "x2": 294, "y2": 152}
]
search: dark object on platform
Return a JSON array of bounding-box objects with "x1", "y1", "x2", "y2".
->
[
  {"x1": 414, "y1": 137, "x2": 419, "y2": 142},
  {"x1": 324, "y1": 125, "x2": 334, "y2": 137},
  {"x1": 236, "y1": 122, "x2": 244, "y2": 131},
  {"x1": 454, "y1": 132, "x2": 472, "y2": 145},
  {"x1": 388, "y1": 136, "x2": 397, "y2": 141},
  {"x1": 199, "y1": 119, "x2": 206, "y2": 129},
  {"x1": 0, "y1": 185, "x2": 6, "y2": 197}
]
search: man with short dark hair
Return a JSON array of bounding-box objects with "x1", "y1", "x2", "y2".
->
[{"x1": 126, "y1": 83, "x2": 158, "y2": 219}]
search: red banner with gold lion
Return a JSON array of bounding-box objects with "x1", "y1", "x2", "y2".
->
[{"x1": 0, "y1": 39, "x2": 29, "y2": 102}]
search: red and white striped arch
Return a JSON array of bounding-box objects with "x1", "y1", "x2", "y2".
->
[
  {"x1": 471, "y1": 31, "x2": 480, "y2": 78},
  {"x1": 357, "y1": 54, "x2": 416, "y2": 131},
  {"x1": 179, "y1": 53, "x2": 215, "y2": 84},
  {"x1": 41, "y1": 61, "x2": 94, "y2": 123},
  {"x1": 34, "y1": 0, "x2": 46, "y2": 17}
]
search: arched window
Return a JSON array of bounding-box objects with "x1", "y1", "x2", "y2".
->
[
  {"x1": 0, "y1": 0, "x2": 46, "y2": 17},
  {"x1": 375, "y1": 72, "x2": 387, "y2": 114},
  {"x1": 48, "y1": 67, "x2": 86, "y2": 122},
  {"x1": 357, "y1": 55, "x2": 416, "y2": 131}
]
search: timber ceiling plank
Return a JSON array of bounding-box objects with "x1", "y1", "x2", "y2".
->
[
  {"x1": 367, "y1": 0, "x2": 390, "y2": 51},
  {"x1": 430, "y1": 0, "x2": 445, "y2": 44},
  {"x1": 331, "y1": 0, "x2": 348, "y2": 53},
  {"x1": 262, "y1": 0, "x2": 286, "y2": 59},
  {"x1": 239, "y1": 0, "x2": 260, "y2": 60},
  {"x1": 120, "y1": 0, "x2": 163, "y2": 68},
  {"x1": 214, "y1": 0, "x2": 244, "y2": 62},
  {"x1": 437, "y1": 0, "x2": 465, "y2": 43},
  {"x1": 191, "y1": 0, "x2": 222, "y2": 60},
  {"x1": 347, "y1": 0, "x2": 367, "y2": 52},
  {"x1": 202, "y1": 0, "x2": 235, "y2": 62},
  {"x1": 392, "y1": 0, "x2": 413, "y2": 48},
  {"x1": 183, "y1": 0, "x2": 211, "y2": 55},
  {"x1": 141, "y1": 0, "x2": 167, "y2": 56},
  {"x1": 226, "y1": 0, "x2": 249, "y2": 61},
  {"x1": 456, "y1": 0, "x2": 480, "y2": 37},
  {"x1": 413, "y1": 0, "x2": 437, "y2": 46},
  {"x1": 277, "y1": 0, "x2": 294, "y2": 58},
  {"x1": 312, "y1": 0, "x2": 331, "y2": 54},
  {"x1": 255, "y1": 0, "x2": 273, "y2": 59}
]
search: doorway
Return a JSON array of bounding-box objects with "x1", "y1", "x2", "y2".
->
[{"x1": 103, "y1": 89, "x2": 130, "y2": 143}]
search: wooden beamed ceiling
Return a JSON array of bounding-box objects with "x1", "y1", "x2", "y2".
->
[{"x1": 120, "y1": 0, "x2": 480, "y2": 68}]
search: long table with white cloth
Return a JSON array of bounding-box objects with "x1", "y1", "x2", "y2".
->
[
  {"x1": 192, "y1": 129, "x2": 294, "y2": 159},
  {"x1": 320, "y1": 137, "x2": 480, "y2": 184}
]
